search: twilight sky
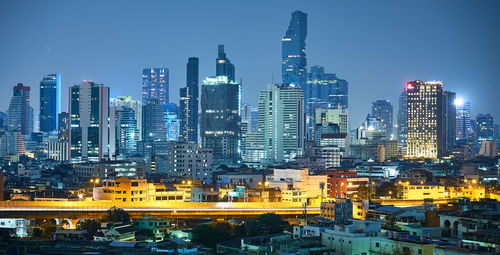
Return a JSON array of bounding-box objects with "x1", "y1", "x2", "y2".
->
[{"x1": 1, "y1": 0, "x2": 499, "y2": 128}]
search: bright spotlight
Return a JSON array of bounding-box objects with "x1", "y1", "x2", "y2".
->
[{"x1": 454, "y1": 98, "x2": 464, "y2": 107}]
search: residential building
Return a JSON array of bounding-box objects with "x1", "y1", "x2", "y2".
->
[
  {"x1": 315, "y1": 108, "x2": 349, "y2": 134},
  {"x1": 326, "y1": 169, "x2": 369, "y2": 199},
  {"x1": 397, "y1": 90, "x2": 408, "y2": 155}
]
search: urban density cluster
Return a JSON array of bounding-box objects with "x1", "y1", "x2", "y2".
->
[{"x1": 0, "y1": 10, "x2": 499, "y2": 255}]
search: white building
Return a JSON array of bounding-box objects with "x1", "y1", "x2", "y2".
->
[
  {"x1": 47, "y1": 142, "x2": 69, "y2": 161},
  {"x1": 0, "y1": 218, "x2": 30, "y2": 237}
]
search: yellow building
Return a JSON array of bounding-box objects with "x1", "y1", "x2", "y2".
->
[
  {"x1": 400, "y1": 181, "x2": 446, "y2": 200},
  {"x1": 281, "y1": 189, "x2": 307, "y2": 204},
  {"x1": 446, "y1": 185, "x2": 486, "y2": 201}
]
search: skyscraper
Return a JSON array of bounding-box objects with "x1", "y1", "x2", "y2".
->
[
  {"x1": 112, "y1": 96, "x2": 142, "y2": 141},
  {"x1": 304, "y1": 65, "x2": 348, "y2": 138},
  {"x1": 476, "y1": 114, "x2": 494, "y2": 143},
  {"x1": 179, "y1": 57, "x2": 199, "y2": 142},
  {"x1": 455, "y1": 101, "x2": 472, "y2": 141},
  {"x1": 216, "y1": 45, "x2": 235, "y2": 82},
  {"x1": 142, "y1": 68, "x2": 169, "y2": 106},
  {"x1": 314, "y1": 108, "x2": 349, "y2": 134},
  {"x1": 58, "y1": 112, "x2": 69, "y2": 142},
  {"x1": 244, "y1": 84, "x2": 305, "y2": 165},
  {"x1": 69, "y1": 81, "x2": 115, "y2": 162},
  {"x1": 201, "y1": 76, "x2": 241, "y2": 166},
  {"x1": 39, "y1": 74, "x2": 61, "y2": 133},
  {"x1": 8, "y1": 83, "x2": 33, "y2": 135},
  {"x1": 142, "y1": 98, "x2": 167, "y2": 142},
  {"x1": 397, "y1": 90, "x2": 408, "y2": 154},
  {"x1": 405, "y1": 81, "x2": 455, "y2": 159},
  {"x1": 115, "y1": 106, "x2": 138, "y2": 156},
  {"x1": 371, "y1": 100, "x2": 393, "y2": 138},
  {"x1": 0, "y1": 112, "x2": 7, "y2": 132},
  {"x1": 282, "y1": 10, "x2": 307, "y2": 87}
]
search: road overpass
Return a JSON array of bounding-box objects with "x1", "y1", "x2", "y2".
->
[{"x1": 0, "y1": 201, "x2": 320, "y2": 219}]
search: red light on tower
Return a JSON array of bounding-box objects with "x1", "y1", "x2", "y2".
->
[{"x1": 406, "y1": 82, "x2": 414, "y2": 89}]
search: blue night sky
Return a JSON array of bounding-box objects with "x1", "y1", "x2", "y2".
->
[{"x1": 1, "y1": 0, "x2": 499, "y2": 128}]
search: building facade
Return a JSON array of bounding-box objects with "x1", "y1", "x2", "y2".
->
[
  {"x1": 179, "y1": 57, "x2": 199, "y2": 143},
  {"x1": 142, "y1": 68, "x2": 169, "y2": 106},
  {"x1": 282, "y1": 10, "x2": 307, "y2": 87},
  {"x1": 142, "y1": 98, "x2": 167, "y2": 142},
  {"x1": 371, "y1": 100, "x2": 393, "y2": 138},
  {"x1": 8, "y1": 83, "x2": 33, "y2": 135},
  {"x1": 39, "y1": 74, "x2": 61, "y2": 133}
]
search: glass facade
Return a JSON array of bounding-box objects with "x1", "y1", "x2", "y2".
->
[
  {"x1": 142, "y1": 68, "x2": 169, "y2": 106},
  {"x1": 282, "y1": 10, "x2": 307, "y2": 87},
  {"x1": 371, "y1": 100, "x2": 393, "y2": 138},
  {"x1": 39, "y1": 74, "x2": 61, "y2": 133}
]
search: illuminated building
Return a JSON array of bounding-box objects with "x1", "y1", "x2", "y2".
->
[
  {"x1": 405, "y1": 80, "x2": 455, "y2": 159},
  {"x1": 142, "y1": 68, "x2": 168, "y2": 106},
  {"x1": 319, "y1": 133, "x2": 348, "y2": 157},
  {"x1": 0, "y1": 131, "x2": 24, "y2": 157},
  {"x1": 57, "y1": 112, "x2": 69, "y2": 142},
  {"x1": 179, "y1": 57, "x2": 199, "y2": 143},
  {"x1": 315, "y1": 108, "x2": 349, "y2": 134},
  {"x1": 282, "y1": 10, "x2": 307, "y2": 87},
  {"x1": 216, "y1": 45, "x2": 235, "y2": 82},
  {"x1": 268, "y1": 168, "x2": 327, "y2": 199},
  {"x1": 112, "y1": 96, "x2": 142, "y2": 141},
  {"x1": 93, "y1": 177, "x2": 184, "y2": 202},
  {"x1": 479, "y1": 140, "x2": 498, "y2": 158},
  {"x1": 397, "y1": 90, "x2": 408, "y2": 154},
  {"x1": 75, "y1": 161, "x2": 147, "y2": 181},
  {"x1": 304, "y1": 65, "x2": 348, "y2": 138},
  {"x1": 244, "y1": 84, "x2": 304, "y2": 165},
  {"x1": 476, "y1": 113, "x2": 494, "y2": 144},
  {"x1": 0, "y1": 112, "x2": 7, "y2": 132},
  {"x1": 455, "y1": 100, "x2": 472, "y2": 141},
  {"x1": 69, "y1": 81, "x2": 115, "y2": 163},
  {"x1": 8, "y1": 83, "x2": 33, "y2": 135},
  {"x1": 142, "y1": 98, "x2": 167, "y2": 142},
  {"x1": 114, "y1": 106, "x2": 138, "y2": 156},
  {"x1": 156, "y1": 141, "x2": 213, "y2": 183},
  {"x1": 326, "y1": 169, "x2": 369, "y2": 199},
  {"x1": 399, "y1": 181, "x2": 445, "y2": 200},
  {"x1": 371, "y1": 100, "x2": 393, "y2": 138},
  {"x1": 165, "y1": 113, "x2": 180, "y2": 141},
  {"x1": 47, "y1": 142, "x2": 69, "y2": 161},
  {"x1": 39, "y1": 74, "x2": 61, "y2": 134},
  {"x1": 201, "y1": 76, "x2": 241, "y2": 166}
]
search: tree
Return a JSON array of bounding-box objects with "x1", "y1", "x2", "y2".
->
[
  {"x1": 32, "y1": 228, "x2": 42, "y2": 238},
  {"x1": 376, "y1": 182, "x2": 397, "y2": 197},
  {"x1": 247, "y1": 213, "x2": 284, "y2": 236},
  {"x1": 39, "y1": 221, "x2": 57, "y2": 238},
  {"x1": 191, "y1": 224, "x2": 231, "y2": 249},
  {"x1": 78, "y1": 219, "x2": 101, "y2": 236},
  {"x1": 101, "y1": 207, "x2": 131, "y2": 223},
  {"x1": 356, "y1": 184, "x2": 371, "y2": 199},
  {"x1": 135, "y1": 229, "x2": 155, "y2": 241}
]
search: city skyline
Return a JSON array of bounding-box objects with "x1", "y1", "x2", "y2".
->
[{"x1": 1, "y1": 1, "x2": 500, "y2": 129}]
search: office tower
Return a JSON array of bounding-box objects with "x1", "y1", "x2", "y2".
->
[
  {"x1": 476, "y1": 114, "x2": 494, "y2": 143},
  {"x1": 371, "y1": 100, "x2": 393, "y2": 138},
  {"x1": 455, "y1": 101, "x2": 472, "y2": 141},
  {"x1": 282, "y1": 10, "x2": 307, "y2": 87},
  {"x1": 179, "y1": 57, "x2": 199, "y2": 142},
  {"x1": 115, "y1": 106, "x2": 138, "y2": 156},
  {"x1": 39, "y1": 74, "x2": 61, "y2": 133},
  {"x1": 201, "y1": 76, "x2": 241, "y2": 166},
  {"x1": 216, "y1": 45, "x2": 235, "y2": 82},
  {"x1": 8, "y1": 83, "x2": 33, "y2": 135},
  {"x1": 245, "y1": 84, "x2": 305, "y2": 165},
  {"x1": 250, "y1": 108, "x2": 258, "y2": 133},
  {"x1": 0, "y1": 112, "x2": 7, "y2": 132},
  {"x1": 142, "y1": 98, "x2": 167, "y2": 142},
  {"x1": 165, "y1": 112, "x2": 180, "y2": 141},
  {"x1": 112, "y1": 96, "x2": 142, "y2": 141},
  {"x1": 57, "y1": 112, "x2": 69, "y2": 142},
  {"x1": 405, "y1": 80, "x2": 455, "y2": 159},
  {"x1": 314, "y1": 108, "x2": 349, "y2": 134},
  {"x1": 240, "y1": 103, "x2": 253, "y2": 157},
  {"x1": 397, "y1": 90, "x2": 408, "y2": 154},
  {"x1": 314, "y1": 123, "x2": 340, "y2": 143},
  {"x1": 304, "y1": 65, "x2": 348, "y2": 138},
  {"x1": 69, "y1": 82, "x2": 115, "y2": 162},
  {"x1": 142, "y1": 68, "x2": 169, "y2": 105}
]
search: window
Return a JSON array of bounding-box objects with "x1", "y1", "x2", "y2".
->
[
  {"x1": 131, "y1": 182, "x2": 138, "y2": 186},
  {"x1": 376, "y1": 242, "x2": 379, "y2": 247}
]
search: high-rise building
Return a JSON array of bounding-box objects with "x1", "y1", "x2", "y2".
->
[
  {"x1": 179, "y1": 57, "x2": 199, "y2": 142},
  {"x1": 8, "y1": 83, "x2": 33, "y2": 135},
  {"x1": 69, "y1": 82, "x2": 115, "y2": 162},
  {"x1": 165, "y1": 112, "x2": 180, "y2": 141},
  {"x1": 475, "y1": 114, "x2": 494, "y2": 143},
  {"x1": 282, "y1": 10, "x2": 307, "y2": 87},
  {"x1": 112, "y1": 96, "x2": 142, "y2": 141},
  {"x1": 455, "y1": 101, "x2": 472, "y2": 141},
  {"x1": 314, "y1": 108, "x2": 349, "y2": 134},
  {"x1": 304, "y1": 65, "x2": 348, "y2": 138},
  {"x1": 405, "y1": 81, "x2": 455, "y2": 159},
  {"x1": 39, "y1": 74, "x2": 61, "y2": 133},
  {"x1": 57, "y1": 112, "x2": 69, "y2": 142},
  {"x1": 216, "y1": 45, "x2": 235, "y2": 82},
  {"x1": 142, "y1": 68, "x2": 169, "y2": 105},
  {"x1": 0, "y1": 112, "x2": 7, "y2": 132},
  {"x1": 115, "y1": 106, "x2": 138, "y2": 156},
  {"x1": 201, "y1": 76, "x2": 241, "y2": 166},
  {"x1": 397, "y1": 90, "x2": 408, "y2": 154},
  {"x1": 371, "y1": 100, "x2": 393, "y2": 138},
  {"x1": 244, "y1": 84, "x2": 305, "y2": 165},
  {"x1": 142, "y1": 98, "x2": 167, "y2": 142}
]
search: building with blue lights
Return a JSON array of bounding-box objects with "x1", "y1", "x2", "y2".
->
[
  {"x1": 39, "y1": 74, "x2": 61, "y2": 134},
  {"x1": 282, "y1": 10, "x2": 307, "y2": 87},
  {"x1": 142, "y1": 68, "x2": 169, "y2": 106}
]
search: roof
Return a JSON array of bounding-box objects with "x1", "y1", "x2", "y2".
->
[
  {"x1": 114, "y1": 225, "x2": 136, "y2": 234},
  {"x1": 321, "y1": 133, "x2": 347, "y2": 139}
]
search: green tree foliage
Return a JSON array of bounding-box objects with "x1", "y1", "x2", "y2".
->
[
  {"x1": 136, "y1": 228, "x2": 155, "y2": 241},
  {"x1": 32, "y1": 228, "x2": 42, "y2": 238},
  {"x1": 376, "y1": 182, "x2": 397, "y2": 197},
  {"x1": 191, "y1": 224, "x2": 231, "y2": 249},
  {"x1": 38, "y1": 221, "x2": 57, "y2": 238},
  {"x1": 77, "y1": 219, "x2": 101, "y2": 236},
  {"x1": 101, "y1": 207, "x2": 131, "y2": 223},
  {"x1": 247, "y1": 213, "x2": 284, "y2": 236},
  {"x1": 356, "y1": 184, "x2": 371, "y2": 199}
]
